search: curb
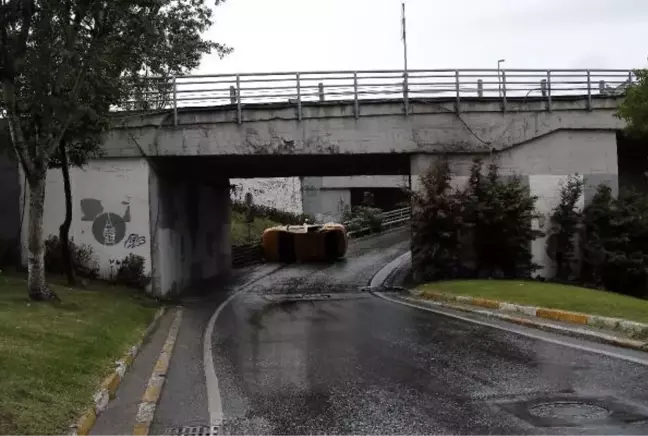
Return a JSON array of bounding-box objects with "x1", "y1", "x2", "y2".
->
[
  {"x1": 69, "y1": 307, "x2": 167, "y2": 436},
  {"x1": 415, "y1": 290, "x2": 648, "y2": 342},
  {"x1": 369, "y1": 252, "x2": 648, "y2": 353},
  {"x1": 395, "y1": 294, "x2": 648, "y2": 352},
  {"x1": 133, "y1": 308, "x2": 184, "y2": 435}
]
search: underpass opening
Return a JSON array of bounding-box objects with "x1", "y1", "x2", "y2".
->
[{"x1": 148, "y1": 154, "x2": 411, "y2": 292}]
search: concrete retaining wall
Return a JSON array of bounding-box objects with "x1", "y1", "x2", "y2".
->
[
  {"x1": 410, "y1": 129, "x2": 618, "y2": 278},
  {"x1": 22, "y1": 158, "x2": 153, "y2": 278},
  {"x1": 230, "y1": 177, "x2": 303, "y2": 214}
]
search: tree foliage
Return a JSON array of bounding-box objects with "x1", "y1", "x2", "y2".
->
[
  {"x1": 0, "y1": 0, "x2": 230, "y2": 299},
  {"x1": 409, "y1": 158, "x2": 465, "y2": 282},
  {"x1": 408, "y1": 158, "x2": 541, "y2": 282},
  {"x1": 618, "y1": 69, "x2": 648, "y2": 137},
  {"x1": 581, "y1": 186, "x2": 648, "y2": 297},
  {"x1": 462, "y1": 159, "x2": 540, "y2": 278},
  {"x1": 548, "y1": 174, "x2": 584, "y2": 281}
]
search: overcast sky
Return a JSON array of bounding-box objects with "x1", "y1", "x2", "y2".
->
[{"x1": 197, "y1": 0, "x2": 648, "y2": 74}]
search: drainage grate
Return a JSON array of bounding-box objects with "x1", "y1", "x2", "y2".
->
[
  {"x1": 528, "y1": 401, "x2": 610, "y2": 424},
  {"x1": 165, "y1": 425, "x2": 220, "y2": 436},
  {"x1": 497, "y1": 395, "x2": 648, "y2": 428}
]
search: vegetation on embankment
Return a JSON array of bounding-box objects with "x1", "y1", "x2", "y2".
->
[
  {"x1": 0, "y1": 273, "x2": 159, "y2": 435},
  {"x1": 230, "y1": 201, "x2": 314, "y2": 245},
  {"x1": 418, "y1": 280, "x2": 648, "y2": 324},
  {"x1": 230, "y1": 211, "x2": 282, "y2": 245}
]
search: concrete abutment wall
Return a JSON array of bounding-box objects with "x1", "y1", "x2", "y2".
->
[
  {"x1": 410, "y1": 129, "x2": 619, "y2": 278},
  {"x1": 20, "y1": 157, "x2": 232, "y2": 298}
]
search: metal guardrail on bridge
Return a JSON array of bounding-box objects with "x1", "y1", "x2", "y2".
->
[{"x1": 128, "y1": 69, "x2": 636, "y2": 124}]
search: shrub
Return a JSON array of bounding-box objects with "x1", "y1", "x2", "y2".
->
[
  {"x1": 113, "y1": 254, "x2": 151, "y2": 290},
  {"x1": 231, "y1": 201, "x2": 313, "y2": 225},
  {"x1": 548, "y1": 174, "x2": 584, "y2": 281},
  {"x1": 462, "y1": 159, "x2": 541, "y2": 278},
  {"x1": 342, "y1": 205, "x2": 383, "y2": 233},
  {"x1": 408, "y1": 158, "x2": 465, "y2": 282},
  {"x1": 581, "y1": 186, "x2": 648, "y2": 297},
  {"x1": 44, "y1": 235, "x2": 99, "y2": 279}
]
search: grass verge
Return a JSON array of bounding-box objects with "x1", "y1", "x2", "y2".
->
[
  {"x1": 230, "y1": 211, "x2": 281, "y2": 245},
  {"x1": 418, "y1": 280, "x2": 648, "y2": 324},
  {"x1": 0, "y1": 273, "x2": 159, "y2": 435}
]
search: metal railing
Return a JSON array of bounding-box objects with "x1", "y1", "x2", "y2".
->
[
  {"x1": 126, "y1": 69, "x2": 636, "y2": 124},
  {"x1": 232, "y1": 242, "x2": 263, "y2": 268},
  {"x1": 345, "y1": 206, "x2": 412, "y2": 238}
]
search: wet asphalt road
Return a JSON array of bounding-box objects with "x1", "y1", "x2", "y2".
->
[{"x1": 153, "y1": 229, "x2": 648, "y2": 435}]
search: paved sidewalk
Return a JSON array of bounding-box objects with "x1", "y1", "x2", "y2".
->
[{"x1": 92, "y1": 309, "x2": 176, "y2": 435}]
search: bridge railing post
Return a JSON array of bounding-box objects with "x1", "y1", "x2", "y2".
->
[
  {"x1": 172, "y1": 76, "x2": 178, "y2": 127},
  {"x1": 229, "y1": 86, "x2": 237, "y2": 104},
  {"x1": 236, "y1": 75, "x2": 242, "y2": 124},
  {"x1": 546, "y1": 70, "x2": 552, "y2": 112},
  {"x1": 455, "y1": 70, "x2": 460, "y2": 113},
  {"x1": 318, "y1": 82, "x2": 325, "y2": 102},
  {"x1": 599, "y1": 80, "x2": 606, "y2": 95},
  {"x1": 501, "y1": 71, "x2": 507, "y2": 112},
  {"x1": 403, "y1": 71, "x2": 409, "y2": 116},
  {"x1": 477, "y1": 79, "x2": 483, "y2": 98},
  {"x1": 296, "y1": 73, "x2": 302, "y2": 121},
  {"x1": 540, "y1": 79, "x2": 547, "y2": 98},
  {"x1": 587, "y1": 70, "x2": 592, "y2": 111},
  {"x1": 353, "y1": 72, "x2": 359, "y2": 119}
]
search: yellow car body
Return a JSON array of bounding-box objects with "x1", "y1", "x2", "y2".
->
[{"x1": 262, "y1": 223, "x2": 348, "y2": 262}]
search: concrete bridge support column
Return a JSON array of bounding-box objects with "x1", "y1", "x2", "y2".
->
[{"x1": 149, "y1": 168, "x2": 231, "y2": 298}]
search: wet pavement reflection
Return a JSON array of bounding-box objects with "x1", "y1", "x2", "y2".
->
[{"x1": 209, "y1": 230, "x2": 648, "y2": 435}]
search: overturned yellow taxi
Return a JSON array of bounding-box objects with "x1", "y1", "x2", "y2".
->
[{"x1": 262, "y1": 222, "x2": 348, "y2": 262}]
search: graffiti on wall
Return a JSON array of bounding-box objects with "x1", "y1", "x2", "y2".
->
[
  {"x1": 81, "y1": 198, "x2": 132, "y2": 246},
  {"x1": 124, "y1": 233, "x2": 146, "y2": 249}
]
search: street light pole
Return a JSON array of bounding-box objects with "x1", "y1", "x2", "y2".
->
[
  {"x1": 401, "y1": 2, "x2": 409, "y2": 114},
  {"x1": 497, "y1": 59, "x2": 506, "y2": 98},
  {"x1": 402, "y1": 2, "x2": 408, "y2": 75}
]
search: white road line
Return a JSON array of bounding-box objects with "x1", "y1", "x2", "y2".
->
[
  {"x1": 203, "y1": 266, "x2": 284, "y2": 428},
  {"x1": 203, "y1": 291, "x2": 238, "y2": 428},
  {"x1": 375, "y1": 291, "x2": 648, "y2": 367}
]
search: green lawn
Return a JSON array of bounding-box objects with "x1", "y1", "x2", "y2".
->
[
  {"x1": 0, "y1": 274, "x2": 159, "y2": 435},
  {"x1": 418, "y1": 280, "x2": 648, "y2": 324},
  {"x1": 230, "y1": 211, "x2": 281, "y2": 245}
]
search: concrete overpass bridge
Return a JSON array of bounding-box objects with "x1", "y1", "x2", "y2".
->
[{"x1": 18, "y1": 68, "x2": 637, "y2": 297}]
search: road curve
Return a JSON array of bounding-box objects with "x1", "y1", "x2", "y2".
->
[{"x1": 154, "y1": 228, "x2": 648, "y2": 435}]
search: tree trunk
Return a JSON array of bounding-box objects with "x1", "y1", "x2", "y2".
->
[
  {"x1": 59, "y1": 141, "x2": 76, "y2": 286},
  {"x1": 27, "y1": 174, "x2": 59, "y2": 301},
  {"x1": 59, "y1": 142, "x2": 76, "y2": 286}
]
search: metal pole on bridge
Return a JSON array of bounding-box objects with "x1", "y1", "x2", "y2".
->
[{"x1": 402, "y1": 2, "x2": 409, "y2": 115}]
